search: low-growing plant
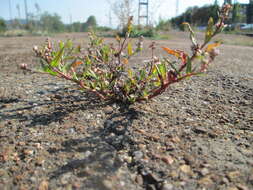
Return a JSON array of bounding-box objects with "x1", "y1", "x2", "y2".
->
[
  {"x1": 21, "y1": 5, "x2": 231, "y2": 104},
  {"x1": 118, "y1": 25, "x2": 157, "y2": 38}
]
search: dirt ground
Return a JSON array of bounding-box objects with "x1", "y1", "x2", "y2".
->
[{"x1": 0, "y1": 32, "x2": 252, "y2": 190}]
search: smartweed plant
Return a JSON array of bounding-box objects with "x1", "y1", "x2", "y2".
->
[{"x1": 21, "y1": 5, "x2": 231, "y2": 104}]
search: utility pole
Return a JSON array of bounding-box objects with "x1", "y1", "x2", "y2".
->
[
  {"x1": 8, "y1": 0, "x2": 12, "y2": 23},
  {"x1": 69, "y1": 14, "x2": 73, "y2": 32},
  {"x1": 138, "y1": 0, "x2": 149, "y2": 26},
  {"x1": 176, "y1": 0, "x2": 179, "y2": 16},
  {"x1": 24, "y1": 0, "x2": 28, "y2": 25},
  {"x1": 109, "y1": 10, "x2": 112, "y2": 28},
  {"x1": 16, "y1": 4, "x2": 21, "y2": 20}
]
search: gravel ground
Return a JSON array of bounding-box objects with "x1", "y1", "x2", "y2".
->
[{"x1": 0, "y1": 32, "x2": 252, "y2": 190}]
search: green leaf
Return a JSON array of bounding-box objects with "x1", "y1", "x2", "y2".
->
[
  {"x1": 142, "y1": 90, "x2": 149, "y2": 99},
  {"x1": 157, "y1": 63, "x2": 167, "y2": 79},
  {"x1": 205, "y1": 17, "x2": 214, "y2": 42},
  {"x1": 183, "y1": 22, "x2": 197, "y2": 46},
  {"x1": 72, "y1": 71, "x2": 79, "y2": 80},
  {"x1": 165, "y1": 59, "x2": 179, "y2": 75},
  {"x1": 65, "y1": 40, "x2": 73, "y2": 49},
  {"x1": 128, "y1": 69, "x2": 133, "y2": 79},
  {"x1": 59, "y1": 41, "x2": 64, "y2": 49},
  {"x1": 101, "y1": 46, "x2": 110, "y2": 61},
  {"x1": 41, "y1": 63, "x2": 57, "y2": 76},
  {"x1": 87, "y1": 69, "x2": 99, "y2": 80},
  {"x1": 50, "y1": 47, "x2": 65, "y2": 67},
  {"x1": 151, "y1": 66, "x2": 158, "y2": 76},
  {"x1": 124, "y1": 83, "x2": 131, "y2": 93},
  {"x1": 127, "y1": 43, "x2": 133, "y2": 56},
  {"x1": 186, "y1": 58, "x2": 192, "y2": 74},
  {"x1": 139, "y1": 69, "x2": 146, "y2": 81}
]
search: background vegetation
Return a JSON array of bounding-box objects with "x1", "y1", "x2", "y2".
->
[{"x1": 1, "y1": 1, "x2": 253, "y2": 37}]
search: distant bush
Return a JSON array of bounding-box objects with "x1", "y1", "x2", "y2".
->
[
  {"x1": 0, "y1": 18, "x2": 6, "y2": 33},
  {"x1": 156, "y1": 19, "x2": 171, "y2": 31},
  {"x1": 3, "y1": 29, "x2": 29, "y2": 37},
  {"x1": 118, "y1": 25, "x2": 157, "y2": 38}
]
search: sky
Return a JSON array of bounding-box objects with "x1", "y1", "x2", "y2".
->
[{"x1": 0, "y1": 0, "x2": 250, "y2": 27}]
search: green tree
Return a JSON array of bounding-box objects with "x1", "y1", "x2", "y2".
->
[
  {"x1": 86, "y1": 16, "x2": 97, "y2": 27},
  {"x1": 171, "y1": 4, "x2": 220, "y2": 29},
  {"x1": 40, "y1": 12, "x2": 64, "y2": 32},
  {"x1": 232, "y1": 3, "x2": 242, "y2": 23},
  {"x1": 81, "y1": 16, "x2": 97, "y2": 32},
  {"x1": 0, "y1": 18, "x2": 6, "y2": 32},
  {"x1": 247, "y1": 2, "x2": 253, "y2": 24}
]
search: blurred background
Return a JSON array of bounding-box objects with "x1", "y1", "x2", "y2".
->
[{"x1": 0, "y1": 0, "x2": 252, "y2": 37}]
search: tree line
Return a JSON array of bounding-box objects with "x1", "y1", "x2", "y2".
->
[
  {"x1": 0, "y1": 12, "x2": 109, "y2": 33},
  {"x1": 170, "y1": 1, "x2": 253, "y2": 29}
]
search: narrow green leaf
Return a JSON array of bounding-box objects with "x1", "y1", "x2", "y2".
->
[
  {"x1": 128, "y1": 69, "x2": 133, "y2": 79},
  {"x1": 157, "y1": 63, "x2": 167, "y2": 79},
  {"x1": 205, "y1": 17, "x2": 214, "y2": 42},
  {"x1": 41, "y1": 64, "x2": 58, "y2": 76},
  {"x1": 50, "y1": 47, "x2": 65, "y2": 67},
  {"x1": 139, "y1": 69, "x2": 146, "y2": 81},
  {"x1": 87, "y1": 69, "x2": 99, "y2": 80},
  {"x1": 72, "y1": 72, "x2": 79, "y2": 80},
  {"x1": 65, "y1": 40, "x2": 73, "y2": 49},
  {"x1": 127, "y1": 43, "x2": 133, "y2": 56},
  {"x1": 183, "y1": 22, "x2": 197, "y2": 46},
  {"x1": 186, "y1": 58, "x2": 192, "y2": 74},
  {"x1": 142, "y1": 90, "x2": 149, "y2": 99},
  {"x1": 165, "y1": 59, "x2": 179, "y2": 75},
  {"x1": 59, "y1": 41, "x2": 64, "y2": 49}
]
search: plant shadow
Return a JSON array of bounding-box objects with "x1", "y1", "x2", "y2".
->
[
  {"x1": 0, "y1": 88, "x2": 114, "y2": 127},
  {"x1": 49, "y1": 105, "x2": 142, "y2": 189}
]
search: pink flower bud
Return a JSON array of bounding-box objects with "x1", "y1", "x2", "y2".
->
[
  {"x1": 20, "y1": 63, "x2": 28, "y2": 70},
  {"x1": 33, "y1": 46, "x2": 38, "y2": 52}
]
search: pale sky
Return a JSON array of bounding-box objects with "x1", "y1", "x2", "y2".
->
[{"x1": 0, "y1": 0, "x2": 250, "y2": 27}]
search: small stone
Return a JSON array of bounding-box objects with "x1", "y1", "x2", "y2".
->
[
  {"x1": 83, "y1": 150, "x2": 92, "y2": 158},
  {"x1": 23, "y1": 149, "x2": 34, "y2": 156},
  {"x1": 123, "y1": 155, "x2": 132, "y2": 164},
  {"x1": 227, "y1": 171, "x2": 241, "y2": 182},
  {"x1": 193, "y1": 127, "x2": 208, "y2": 134},
  {"x1": 135, "y1": 175, "x2": 143, "y2": 185},
  {"x1": 38, "y1": 180, "x2": 48, "y2": 190},
  {"x1": 198, "y1": 176, "x2": 213, "y2": 186},
  {"x1": 30, "y1": 176, "x2": 37, "y2": 183},
  {"x1": 18, "y1": 142, "x2": 26, "y2": 146},
  {"x1": 60, "y1": 173, "x2": 72, "y2": 185},
  {"x1": 68, "y1": 128, "x2": 75, "y2": 134},
  {"x1": 147, "y1": 184, "x2": 156, "y2": 190},
  {"x1": 184, "y1": 154, "x2": 195, "y2": 165},
  {"x1": 105, "y1": 120, "x2": 114, "y2": 128},
  {"x1": 171, "y1": 136, "x2": 181, "y2": 143},
  {"x1": 200, "y1": 168, "x2": 210, "y2": 176},
  {"x1": 34, "y1": 143, "x2": 42, "y2": 149},
  {"x1": 102, "y1": 179, "x2": 114, "y2": 189},
  {"x1": 36, "y1": 157, "x2": 45, "y2": 166},
  {"x1": 222, "y1": 177, "x2": 230, "y2": 185},
  {"x1": 54, "y1": 94, "x2": 62, "y2": 100},
  {"x1": 180, "y1": 164, "x2": 192, "y2": 175},
  {"x1": 0, "y1": 169, "x2": 8, "y2": 178},
  {"x1": 227, "y1": 187, "x2": 238, "y2": 190},
  {"x1": 104, "y1": 106, "x2": 114, "y2": 114},
  {"x1": 236, "y1": 184, "x2": 249, "y2": 190},
  {"x1": 161, "y1": 155, "x2": 174, "y2": 165},
  {"x1": 162, "y1": 183, "x2": 174, "y2": 190},
  {"x1": 133, "y1": 151, "x2": 143, "y2": 160}
]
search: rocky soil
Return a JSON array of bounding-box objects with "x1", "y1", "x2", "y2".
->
[{"x1": 0, "y1": 32, "x2": 252, "y2": 190}]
